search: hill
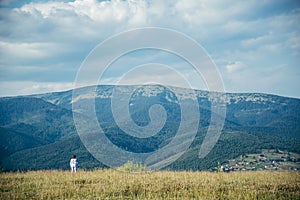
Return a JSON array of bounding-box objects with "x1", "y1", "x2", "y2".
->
[{"x1": 0, "y1": 85, "x2": 299, "y2": 171}]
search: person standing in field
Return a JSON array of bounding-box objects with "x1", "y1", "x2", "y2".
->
[{"x1": 70, "y1": 155, "x2": 78, "y2": 173}]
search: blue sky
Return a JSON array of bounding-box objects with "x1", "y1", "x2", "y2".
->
[{"x1": 0, "y1": 0, "x2": 299, "y2": 98}]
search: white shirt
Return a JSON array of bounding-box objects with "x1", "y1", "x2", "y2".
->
[{"x1": 70, "y1": 158, "x2": 77, "y2": 167}]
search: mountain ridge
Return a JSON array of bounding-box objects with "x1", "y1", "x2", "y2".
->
[{"x1": 0, "y1": 84, "x2": 299, "y2": 171}]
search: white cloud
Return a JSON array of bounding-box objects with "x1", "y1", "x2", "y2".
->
[
  {"x1": 225, "y1": 61, "x2": 245, "y2": 73},
  {"x1": 0, "y1": 0, "x2": 299, "y2": 97},
  {"x1": 0, "y1": 81, "x2": 74, "y2": 96},
  {"x1": 17, "y1": 0, "x2": 148, "y2": 26},
  {"x1": 241, "y1": 34, "x2": 273, "y2": 48},
  {"x1": 0, "y1": 41, "x2": 62, "y2": 61}
]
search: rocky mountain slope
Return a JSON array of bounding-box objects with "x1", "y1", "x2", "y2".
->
[{"x1": 0, "y1": 85, "x2": 299, "y2": 170}]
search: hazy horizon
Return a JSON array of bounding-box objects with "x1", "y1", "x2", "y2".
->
[{"x1": 1, "y1": 83, "x2": 299, "y2": 99}]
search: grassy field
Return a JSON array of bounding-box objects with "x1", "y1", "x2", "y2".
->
[{"x1": 1, "y1": 170, "x2": 299, "y2": 199}]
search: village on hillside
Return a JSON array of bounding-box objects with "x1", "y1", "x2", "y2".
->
[{"x1": 215, "y1": 149, "x2": 300, "y2": 172}]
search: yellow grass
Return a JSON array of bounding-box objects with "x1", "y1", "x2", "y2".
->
[{"x1": 1, "y1": 170, "x2": 299, "y2": 199}]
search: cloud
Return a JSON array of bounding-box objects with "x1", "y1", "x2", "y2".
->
[
  {"x1": 225, "y1": 61, "x2": 245, "y2": 73},
  {"x1": 0, "y1": 0, "x2": 300, "y2": 97},
  {"x1": 0, "y1": 81, "x2": 74, "y2": 96},
  {"x1": 0, "y1": 41, "x2": 62, "y2": 62}
]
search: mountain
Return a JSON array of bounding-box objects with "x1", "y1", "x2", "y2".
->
[{"x1": 0, "y1": 85, "x2": 299, "y2": 171}]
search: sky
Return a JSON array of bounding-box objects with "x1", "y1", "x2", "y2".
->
[{"x1": 0, "y1": 0, "x2": 299, "y2": 98}]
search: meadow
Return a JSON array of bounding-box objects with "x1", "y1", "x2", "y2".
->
[{"x1": 1, "y1": 170, "x2": 299, "y2": 199}]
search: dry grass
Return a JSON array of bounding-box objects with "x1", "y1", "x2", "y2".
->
[{"x1": 1, "y1": 170, "x2": 299, "y2": 199}]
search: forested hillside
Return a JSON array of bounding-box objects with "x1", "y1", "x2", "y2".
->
[{"x1": 0, "y1": 85, "x2": 299, "y2": 171}]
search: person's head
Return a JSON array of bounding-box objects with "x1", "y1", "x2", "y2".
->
[{"x1": 72, "y1": 155, "x2": 76, "y2": 159}]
